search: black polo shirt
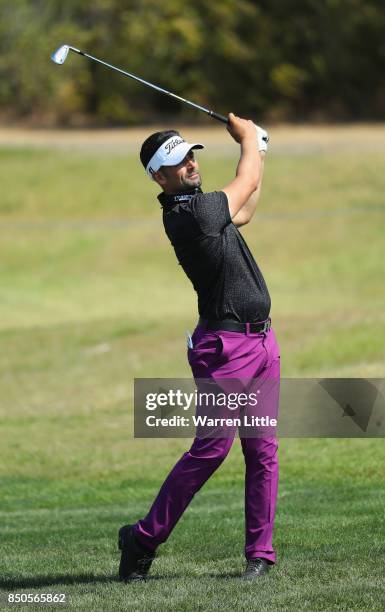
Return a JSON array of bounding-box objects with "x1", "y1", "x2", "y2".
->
[{"x1": 159, "y1": 188, "x2": 271, "y2": 323}]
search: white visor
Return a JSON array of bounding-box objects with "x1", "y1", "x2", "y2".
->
[{"x1": 146, "y1": 135, "x2": 204, "y2": 178}]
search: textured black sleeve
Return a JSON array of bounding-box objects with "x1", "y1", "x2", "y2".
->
[{"x1": 189, "y1": 191, "x2": 232, "y2": 235}]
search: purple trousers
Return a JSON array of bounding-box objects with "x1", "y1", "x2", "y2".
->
[{"x1": 134, "y1": 324, "x2": 280, "y2": 563}]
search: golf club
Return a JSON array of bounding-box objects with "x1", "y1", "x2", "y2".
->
[{"x1": 51, "y1": 44, "x2": 228, "y2": 124}]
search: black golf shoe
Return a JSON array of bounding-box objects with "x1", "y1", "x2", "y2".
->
[
  {"x1": 241, "y1": 557, "x2": 270, "y2": 580},
  {"x1": 118, "y1": 524, "x2": 156, "y2": 582}
]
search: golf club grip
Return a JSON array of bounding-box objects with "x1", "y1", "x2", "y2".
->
[{"x1": 210, "y1": 111, "x2": 229, "y2": 124}]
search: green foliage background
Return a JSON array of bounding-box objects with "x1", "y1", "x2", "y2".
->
[{"x1": 0, "y1": 0, "x2": 384, "y2": 125}]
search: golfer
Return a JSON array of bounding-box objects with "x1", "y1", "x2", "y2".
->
[{"x1": 119, "y1": 113, "x2": 280, "y2": 581}]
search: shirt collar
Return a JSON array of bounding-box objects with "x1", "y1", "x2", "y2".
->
[{"x1": 158, "y1": 187, "x2": 202, "y2": 209}]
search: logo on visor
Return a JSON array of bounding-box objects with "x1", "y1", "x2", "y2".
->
[{"x1": 165, "y1": 137, "x2": 185, "y2": 155}]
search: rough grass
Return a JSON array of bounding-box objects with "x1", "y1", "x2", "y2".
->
[{"x1": 0, "y1": 128, "x2": 385, "y2": 610}]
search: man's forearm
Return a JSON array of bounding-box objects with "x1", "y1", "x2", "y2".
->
[
  {"x1": 232, "y1": 153, "x2": 265, "y2": 227},
  {"x1": 236, "y1": 138, "x2": 262, "y2": 190}
]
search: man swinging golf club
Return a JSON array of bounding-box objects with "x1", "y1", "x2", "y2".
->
[{"x1": 118, "y1": 113, "x2": 280, "y2": 582}]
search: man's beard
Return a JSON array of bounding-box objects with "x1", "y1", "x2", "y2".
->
[{"x1": 180, "y1": 172, "x2": 202, "y2": 190}]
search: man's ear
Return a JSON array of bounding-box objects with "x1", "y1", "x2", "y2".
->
[{"x1": 153, "y1": 169, "x2": 167, "y2": 187}]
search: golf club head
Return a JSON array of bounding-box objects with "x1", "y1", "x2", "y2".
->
[{"x1": 51, "y1": 45, "x2": 70, "y2": 65}]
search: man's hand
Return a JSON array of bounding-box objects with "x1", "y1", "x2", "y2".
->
[
  {"x1": 227, "y1": 113, "x2": 269, "y2": 153},
  {"x1": 227, "y1": 113, "x2": 258, "y2": 144}
]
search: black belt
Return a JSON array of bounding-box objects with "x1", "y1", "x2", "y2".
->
[{"x1": 198, "y1": 317, "x2": 271, "y2": 334}]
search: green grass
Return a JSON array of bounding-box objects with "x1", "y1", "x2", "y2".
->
[{"x1": 0, "y1": 136, "x2": 385, "y2": 610}]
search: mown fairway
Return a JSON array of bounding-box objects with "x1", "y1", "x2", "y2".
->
[{"x1": 1, "y1": 127, "x2": 385, "y2": 610}]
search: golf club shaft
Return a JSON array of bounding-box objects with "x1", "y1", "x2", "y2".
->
[{"x1": 71, "y1": 48, "x2": 228, "y2": 124}]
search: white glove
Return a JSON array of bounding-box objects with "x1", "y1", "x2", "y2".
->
[{"x1": 254, "y1": 124, "x2": 269, "y2": 153}]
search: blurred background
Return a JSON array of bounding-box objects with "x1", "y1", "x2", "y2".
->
[
  {"x1": 1, "y1": 0, "x2": 385, "y2": 125},
  {"x1": 1, "y1": 1, "x2": 385, "y2": 609}
]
